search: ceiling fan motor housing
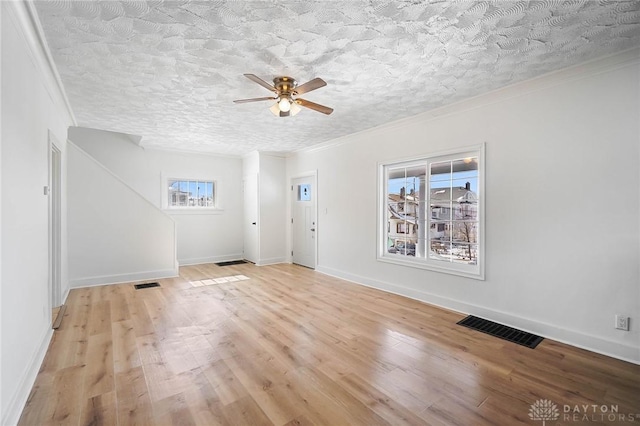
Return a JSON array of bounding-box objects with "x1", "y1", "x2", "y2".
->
[{"x1": 273, "y1": 76, "x2": 296, "y2": 97}]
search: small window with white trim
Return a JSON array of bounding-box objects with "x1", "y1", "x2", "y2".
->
[
  {"x1": 166, "y1": 179, "x2": 215, "y2": 208},
  {"x1": 378, "y1": 144, "x2": 484, "y2": 279}
]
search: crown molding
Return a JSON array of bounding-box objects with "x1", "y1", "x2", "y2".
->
[
  {"x1": 4, "y1": 1, "x2": 76, "y2": 125},
  {"x1": 291, "y1": 47, "x2": 640, "y2": 157}
]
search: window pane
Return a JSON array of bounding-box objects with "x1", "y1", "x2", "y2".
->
[
  {"x1": 179, "y1": 181, "x2": 188, "y2": 206},
  {"x1": 187, "y1": 181, "x2": 196, "y2": 206},
  {"x1": 452, "y1": 222, "x2": 478, "y2": 244},
  {"x1": 452, "y1": 174, "x2": 478, "y2": 187},
  {"x1": 206, "y1": 182, "x2": 214, "y2": 207},
  {"x1": 430, "y1": 241, "x2": 451, "y2": 260},
  {"x1": 451, "y1": 243, "x2": 478, "y2": 264},
  {"x1": 386, "y1": 165, "x2": 423, "y2": 259},
  {"x1": 428, "y1": 154, "x2": 481, "y2": 268},
  {"x1": 452, "y1": 157, "x2": 478, "y2": 173},
  {"x1": 298, "y1": 184, "x2": 311, "y2": 201},
  {"x1": 453, "y1": 202, "x2": 478, "y2": 220},
  {"x1": 168, "y1": 180, "x2": 179, "y2": 206},
  {"x1": 389, "y1": 238, "x2": 415, "y2": 256},
  {"x1": 430, "y1": 161, "x2": 451, "y2": 188}
]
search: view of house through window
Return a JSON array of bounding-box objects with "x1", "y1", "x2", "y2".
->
[
  {"x1": 380, "y1": 146, "x2": 483, "y2": 278},
  {"x1": 167, "y1": 179, "x2": 215, "y2": 208}
]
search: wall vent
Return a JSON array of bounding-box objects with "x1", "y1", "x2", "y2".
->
[
  {"x1": 134, "y1": 282, "x2": 160, "y2": 290},
  {"x1": 215, "y1": 260, "x2": 247, "y2": 266},
  {"x1": 457, "y1": 315, "x2": 544, "y2": 349}
]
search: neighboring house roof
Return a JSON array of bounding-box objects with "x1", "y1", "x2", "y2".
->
[
  {"x1": 430, "y1": 187, "x2": 477, "y2": 203},
  {"x1": 388, "y1": 204, "x2": 417, "y2": 223},
  {"x1": 388, "y1": 194, "x2": 419, "y2": 203},
  {"x1": 389, "y1": 187, "x2": 476, "y2": 204}
]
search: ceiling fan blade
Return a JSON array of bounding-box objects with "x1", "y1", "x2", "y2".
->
[
  {"x1": 233, "y1": 96, "x2": 276, "y2": 104},
  {"x1": 244, "y1": 74, "x2": 276, "y2": 92},
  {"x1": 294, "y1": 78, "x2": 327, "y2": 95},
  {"x1": 296, "y1": 98, "x2": 334, "y2": 115}
]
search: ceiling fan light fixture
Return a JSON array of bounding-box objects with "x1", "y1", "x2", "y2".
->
[
  {"x1": 290, "y1": 101, "x2": 301, "y2": 116},
  {"x1": 270, "y1": 102, "x2": 289, "y2": 117},
  {"x1": 278, "y1": 97, "x2": 291, "y2": 112}
]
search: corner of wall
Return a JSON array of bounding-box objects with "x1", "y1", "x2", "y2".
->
[{"x1": 0, "y1": 328, "x2": 53, "y2": 426}]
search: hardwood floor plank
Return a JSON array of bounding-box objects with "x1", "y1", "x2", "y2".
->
[
  {"x1": 289, "y1": 366, "x2": 390, "y2": 425},
  {"x1": 153, "y1": 392, "x2": 197, "y2": 426},
  {"x1": 223, "y1": 354, "x2": 302, "y2": 424},
  {"x1": 112, "y1": 319, "x2": 142, "y2": 373},
  {"x1": 221, "y1": 395, "x2": 273, "y2": 426},
  {"x1": 109, "y1": 285, "x2": 132, "y2": 323},
  {"x1": 19, "y1": 364, "x2": 86, "y2": 425},
  {"x1": 79, "y1": 391, "x2": 117, "y2": 426},
  {"x1": 87, "y1": 299, "x2": 112, "y2": 336},
  {"x1": 128, "y1": 292, "x2": 156, "y2": 337},
  {"x1": 18, "y1": 263, "x2": 640, "y2": 425},
  {"x1": 202, "y1": 359, "x2": 249, "y2": 406},
  {"x1": 83, "y1": 332, "x2": 114, "y2": 398},
  {"x1": 115, "y1": 366, "x2": 154, "y2": 424},
  {"x1": 338, "y1": 372, "x2": 429, "y2": 425}
]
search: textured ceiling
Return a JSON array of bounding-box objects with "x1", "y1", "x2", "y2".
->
[{"x1": 34, "y1": 0, "x2": 640, "y2": 156}]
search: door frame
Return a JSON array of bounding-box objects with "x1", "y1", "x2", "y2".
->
[
  {"x1": 290, "y1": 171, "x2": 318, "y2": 269},
  {"x1": 48, "y1": 131, "x2": 62, "y2": 315}
]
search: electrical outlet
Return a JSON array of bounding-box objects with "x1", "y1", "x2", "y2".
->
[{"x1": 615, "y1": 315, "x2": 630, "y2": 331}]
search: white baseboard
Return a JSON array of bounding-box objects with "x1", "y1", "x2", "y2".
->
[
  {"x1": 316, "y1": 265, "x2": 640, "y2": 365},
  {"x1": 178, "y1": 253, "x2": 244, "y2": 266},
  {"x1": 70, "y1": 268, "x2": 178, "y2": 288},
  {"x1": 2, "y1": 327, "x2": 54, "y2": 426},
  {"x1": 61, "y1": 286, "x2": 70, "y2": 305},
  {"x1": 256, "y1": 257, "x2": 287, "y2": 266}
]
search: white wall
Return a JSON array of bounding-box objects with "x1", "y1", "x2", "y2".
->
[
  {"x1": 1, "y1": 4, "x2": 4, "y2": 421},
  {"x1": 67, "y1": 142, "x2": 177, "y2": 286},
  {"x1": 287, "y1": 49, "x2": 640, "y2": 363},
  {"x1": 68, "y1": 127, "x2": 244, "y2": 266},
  {"x1": 242, "y1": 152, "x2": 287, "y2": 265},
  {"x1": 258, "y1": 154, "x2": 287, "y2": 265},
  {"x1": 1, "y1": 2, "x2": 75, "y2": 423}
]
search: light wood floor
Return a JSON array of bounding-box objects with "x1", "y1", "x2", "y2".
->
[{"x1": 20, "y1": 263, "x2": 640, "y2": 425}]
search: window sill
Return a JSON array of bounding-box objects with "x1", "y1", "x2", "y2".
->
[
  {"x1": 377, "y1": 254, "x2": 484, "y2": 280},
  {"x1": 164, "y1": 208, "x2": 224, "y2": 215}
]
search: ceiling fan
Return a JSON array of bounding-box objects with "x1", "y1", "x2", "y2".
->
[{"x1": 234, "y1": 74, "x2": 334, "y2": 117}]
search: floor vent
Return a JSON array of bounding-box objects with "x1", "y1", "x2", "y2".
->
[
  {"x1": 457, "y1": 315, "x2": 544, "y2": 349},
  {"x1": 134, "y1": 282, "x2": 160, "y2": 290},
  {"x1": 215, "y1": 260, "x2": 247, "y2": 266}
]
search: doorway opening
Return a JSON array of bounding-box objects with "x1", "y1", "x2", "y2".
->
[{"x1": 49, "y1": 133, "x2": 62, "y2": 327}]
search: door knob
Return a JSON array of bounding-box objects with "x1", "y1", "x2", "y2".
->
[
  {"x1": 310, "y1": 228, "x2": 315, "y2": 231},
  {"x1": 252, "y1": 222, "x2": 256, "y2": 225}
]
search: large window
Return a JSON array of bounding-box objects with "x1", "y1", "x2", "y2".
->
[
  {"x1": 166, "y1": 179, "x2": 215, "y2": 209},
  {"x1": 378, "y1": 144, "x2": 484, "y2": 279}
]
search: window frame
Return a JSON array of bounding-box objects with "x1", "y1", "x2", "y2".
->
[
  {"x1": 161, "y1": 173, "x2": 224, "y2": 214},
  {"x1": 377, "y1": 143, "x2": 485, "y2": 280}
]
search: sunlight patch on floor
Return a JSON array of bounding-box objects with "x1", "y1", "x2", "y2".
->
[{"x1": 189, "y1": 275, "x2": 250, "y2": 287}]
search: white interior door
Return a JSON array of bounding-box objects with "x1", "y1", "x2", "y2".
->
[
  {"x1": 243, "y1": 174, "x2": 259, "y2": 263},
  {"x1": 292, "y1": 175, "x2": 316, "y2": 269}
]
